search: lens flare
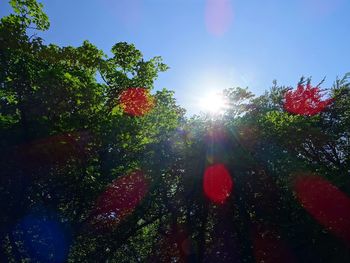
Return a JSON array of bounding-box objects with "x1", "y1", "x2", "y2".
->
[
  {"x1": 205, "y1": 0, "x2": 233, "y2": 36},
  {"x1": 203, "y1": 163, "x2": 233, "y2": 204},
  {"x1": 14, "y1": 215, "x2": 69, "y2": 262},
  {"x1": 198, "y1": 91, "x2": 228, "y2": 114},
  {"x1": 91, "y1": 170, "x2": 148, "y2": 230},
  {"x1": 294, "y1": 174, "x2": 350, "y2": 244}
]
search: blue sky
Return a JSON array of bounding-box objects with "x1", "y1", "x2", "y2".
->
[{"x1": 1, "y1": 0, "x2": 349, "y2": 115}]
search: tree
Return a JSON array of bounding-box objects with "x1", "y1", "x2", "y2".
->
[{"x1": 1, "y1": 0, "x2": 350, "y2": 262}]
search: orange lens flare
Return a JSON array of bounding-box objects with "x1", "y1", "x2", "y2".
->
[{"x1": 119, "y1": 87, "x2": 154, "y2": 116}]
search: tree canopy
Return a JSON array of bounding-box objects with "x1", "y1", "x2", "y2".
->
[{"x1": 1, "y1": 1, "x2": 350, "y2": 262}]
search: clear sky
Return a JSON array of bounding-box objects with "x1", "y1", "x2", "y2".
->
[{"x1": 1, "y1": 0, "x2": 349, "y2": 115}]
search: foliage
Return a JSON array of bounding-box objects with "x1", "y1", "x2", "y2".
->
[{"x1": 1, "y1": 1, "x2": 350, "y2": 262}]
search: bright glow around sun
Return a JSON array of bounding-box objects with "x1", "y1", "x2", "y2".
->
[
  {"x1": 198, "y1": 91, "x2": 227, "y2": 114},
  {"x1": 183, "y1": 67, "x2": 235, "y2": 115}
]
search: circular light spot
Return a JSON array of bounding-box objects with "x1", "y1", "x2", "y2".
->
[{"x1": 203, "y1": 163, "x2": 233, "y2": 203}]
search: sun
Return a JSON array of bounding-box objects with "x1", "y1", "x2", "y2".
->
[{"x1": 198, "y1": 91, "x2": 227, "y2": 114}]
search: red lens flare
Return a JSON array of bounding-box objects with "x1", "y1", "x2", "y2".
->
[
  {"x1": 284, "y1": 83, "x2": 333, "y2": 116},
  {"x1": 294, "y1": 174, "x2": 350, "y2": 244},
  {"x1": 253, "y1": 223, "x2": 296, "y2": 263},
  {"x1": 203, "y1": 163, "x2": 233, "y2": 204},
  {"x1": 119, "y1": 87, "x2": 154, "y2": 116},
  {"x1": 205, "y1": 0, "x2": 233, "y2": 36},
  {"x1": 91, "y1": 170, "x2": 148, "y2": 230}
]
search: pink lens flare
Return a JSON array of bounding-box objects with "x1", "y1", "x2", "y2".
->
[
  {"x1": 205, "y1": 0, "x2": 233, "y2": 36},
  {"x1": 119, "y1": 87, "x2": 154, "y2": 116},
  {"x1": 203, "y1": 163, "x2": 233, "y2": 204}
]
